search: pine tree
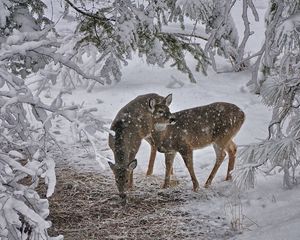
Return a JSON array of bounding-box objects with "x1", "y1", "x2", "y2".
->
[
  {"x1": 65, "y1": 0, "x2": 212, "y2": 83},
  {"x1": 233, "y1": 0, "x2": 300, "y2": 190},
  {"x1": 0, "y1": 1, "x2": 108, "y2": 238}
]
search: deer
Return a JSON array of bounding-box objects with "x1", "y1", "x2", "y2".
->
[
  {"x1": 108, "y1": 93, "x2": 175, "y2": 201},
  {"x1": 148, "y1": 102, "x2": 245, "y2": 191}
]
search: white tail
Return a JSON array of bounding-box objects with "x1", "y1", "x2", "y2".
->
[{"x1": 148, "y1": 102, "x2": 245, "y2": 191}]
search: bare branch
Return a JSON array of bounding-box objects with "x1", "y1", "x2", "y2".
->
[
  {"x1": 248, "y1": 0, "x2": 259, "y2": 21},
  {"x1": 64, "y1": 0, "x2": 115, "y2": 22}
]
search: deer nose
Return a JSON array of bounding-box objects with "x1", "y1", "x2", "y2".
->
[{"x1": 169, "y1": 115, "x2": 176, "y2": 124}]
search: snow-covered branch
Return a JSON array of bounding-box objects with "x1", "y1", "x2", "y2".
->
[
  {"x1": 234, "y1": 0, "x2": 259, "y2": 71},
  {"x1": 236, "y1": 1, "x2": 300, "y2": 190},
  {"x1": 31, "y1": 48, "x2": 105, "y2": 85},
  {"x1": 0, "y1": 2, "x2": 112, "y2": 238}
]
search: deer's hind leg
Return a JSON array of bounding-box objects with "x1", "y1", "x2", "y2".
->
[
  {"x1": 147, "y1": 145, "x2": 174, "y2": 176},
  {"x1": 205, "y1": 143, "x2": 226, "y2": 188},
  {"x1": 180, "y1": 148, "x2": 199, "y2": 192},
  {"x1": 225, "y1": 140, "x2": 237, "y2": 181}
]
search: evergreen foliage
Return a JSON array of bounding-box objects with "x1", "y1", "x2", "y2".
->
[
  {"x1": 72, "y1": 0, "x2": 209, "y2": 84},
  {"x1": 1, "y1": 0, "x2": 300, "y2": 238},
  {"x1": 0, "y1": 0, "x2": 108, "y2": 238},
  {"x1": 234, "y1": 0, "x2": 300, "y2": 190}
]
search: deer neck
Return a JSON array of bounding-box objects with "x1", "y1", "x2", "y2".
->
[{"x1": 151, "y1": 125, "x2": 168, "y2": 144}]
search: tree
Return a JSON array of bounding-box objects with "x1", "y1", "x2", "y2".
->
[
  {"x1": 0, "y1": 0, "x2": 108, "y2": 238},
  {"x1": 233, "y1": 0, "x2": 300, "y2": 190},
  {"x1": 176, "y1": 0, "x2": 260, "y2": 73},
  {"x1": 64, "y1": 0, "x2": 262, "y2": 85},
  {"x1": 64, "y1": 0, "x2": 212, "y2": 84},
  {"x1": 2, "y1": 0, "x2": 288, "y2": 237},
  {"x1": 1, "y1": 1, "x2": 250, "y2": 238}
]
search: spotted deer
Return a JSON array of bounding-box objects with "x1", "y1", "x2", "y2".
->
[
  {"x1": 108, "y1": 93, "x2": 174, "y2": 200},
  {"x1": 148, "y1": 102, "x2": 245, "y2": 191}
]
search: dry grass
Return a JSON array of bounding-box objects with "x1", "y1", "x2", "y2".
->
[{"x1": 39, "y1": 167, "x2": 236, "y2": 240}]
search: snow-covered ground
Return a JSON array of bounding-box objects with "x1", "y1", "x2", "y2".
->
[{"x1": 45, "y1": 0, "x2": 300, "y2": 239}]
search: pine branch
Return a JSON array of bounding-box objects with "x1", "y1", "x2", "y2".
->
[
  {"x1": 64, "y1": 0, "x2": 115, "y2": 22},
  {"x1": 31, "y1": 48, "x2": 105, "y2": 84}
]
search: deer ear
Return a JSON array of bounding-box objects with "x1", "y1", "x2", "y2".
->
[
  {"x1": 148, "y1": 98, "x2": 156, "y2": 112},
  {"x1": 164, "y1": 94, "x2": 172, "y2": 106},
  {"x1": 108, "y1": 161, "x2": 116, "y2": 171},
  {"x1": 128, "y1": 159, "x2": 137, "y2": 170}
]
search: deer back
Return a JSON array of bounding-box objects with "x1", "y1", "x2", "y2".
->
[
  {"x1": 109, "y1": 93, "x2": 171, "y2": 155},
  {"x1": 152, "y1": 102, "x2": 245, "y2": 152}
]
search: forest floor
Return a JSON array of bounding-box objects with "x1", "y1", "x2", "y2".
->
[{"x1": 45, "y1": 144, "x2": 240, "y2": 240}]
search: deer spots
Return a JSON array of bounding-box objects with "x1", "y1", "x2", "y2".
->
[
  {"x1": 154, "y1": 123, "x2": 168, "y2": 131},
  {"x1": 137, "y1": 116, "x2": 142, "y2": 122},
  {"x1": 149, "y1": 102, "x2": 245, "y2": 191},
  {"x1": 201, "y1": 127, "x2": 210, "y2": 134},
  {"x1": 217, "y1": 105, "x2": 226, "y2": 112},
  {"x1": 109, "y1": 93, "x2": 174, "y2": 199}
]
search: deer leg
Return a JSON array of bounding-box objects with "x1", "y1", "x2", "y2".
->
[
  {"x1": 225, "y1": 140, "x2": 237, "y2": 181},
  {"x1": 163, "y1": 152, "x2": 176, "y2": 188},
  {"x1": 180, "y1": 149, "x2": 199, "y2": 192},
  {"x1": 127, "y1": 140, "x2": 142, "y2": 189},
  {"x1": 146, "y1": 145, "x2": 157, "y2": 176},
  {"x1": 170, "y1": 165, "x2": 174, "y2": 175},
  {"x1": 128, "y1": 171, "x2": 134, "y2": 189},
  {"x1": 205, "y1": 144, "x2": 226, "y2": 188}
]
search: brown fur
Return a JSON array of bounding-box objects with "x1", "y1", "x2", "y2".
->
[
  {"x1": 108, "y1": 93, "x2": 173, "y2": 199},
  {"x1": 148, "y1": 102, "x2": 245, "y2": 191}
]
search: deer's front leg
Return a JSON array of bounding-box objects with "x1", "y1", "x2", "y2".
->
[
  {"x1": 163, "y1": 152, "x2": 176, "y2": 188},
  {"x1": 146, "y1": 145, "x2": 157, "y2": 176},
  {"x1": 205, "y1": 144, "x2": 226, "y2": 188},
  {"x1": 225, "y1": 140, "x2": 237, "y2": 181},
  {"x1": 128, "y1": 171, "x2": 134, "y2": 189}
]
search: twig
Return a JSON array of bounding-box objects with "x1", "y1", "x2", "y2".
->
[{"x1": 64, "y1": 0, "x2": 115, "y2": 22}]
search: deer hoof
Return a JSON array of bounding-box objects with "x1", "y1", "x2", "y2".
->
[
  {"x1": 170, "y1": 179, "x2": 179, "y2": 187},
  {"x1": 225, "y1": 175, "x2": 232, "y2": 181}
]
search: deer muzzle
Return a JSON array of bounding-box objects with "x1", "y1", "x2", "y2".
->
[{"x1": 169, "y1": 115, "x2": 176, "y2": 124}]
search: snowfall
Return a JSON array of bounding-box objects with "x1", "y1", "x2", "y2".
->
[{"x1": 42, "y1": 0, "x2": 300, "y2": 239}]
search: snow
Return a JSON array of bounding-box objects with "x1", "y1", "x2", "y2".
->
[
  {"x1": 234, "y1": 176, "x2": 300, "y2": 240},
  {"x1": 0, "y1": 0, "x2": 11, "y2": 28},
  {"x1": 23, "y1": 0, "x2": 300, "y2": 239},
  {"x1": 54, "y1": 55, "x2": 300, "y2": 239}
]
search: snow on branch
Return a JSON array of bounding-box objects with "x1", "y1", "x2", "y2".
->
[
  {"x1": 236, "y1": 2, "x2": 300, "y2": 190},
  {"x1": 234, "y1": 0, "x2": 259, "y2": 71},
  {"x1": 0, "y1": 25, "x2": 104, "y2": 85},
  {"x1": 0, "y1": 64, "x2": 108, "y2": 238},
  {"x1": 64, "y1": 0, "x2": 115, "y2": 22},
  {"x1": 0, "y1": 20, "x2": 110, "y2": 239},
  {"x1": 31, "y1": 46, "x2": 104, "y2": 84},
  {"x1": 162, "y1": 23, "x2": 209, "y2": 41},
  {"x1": 203, "y1": 0, "x2": 240, "y2": 71}
]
